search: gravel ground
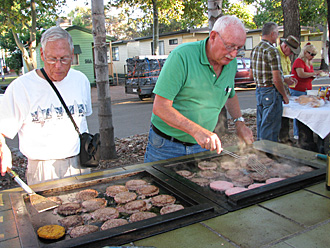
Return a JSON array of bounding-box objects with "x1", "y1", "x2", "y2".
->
[{"x1": 2, "y1": 113, "x2": 262, "y2": 190}]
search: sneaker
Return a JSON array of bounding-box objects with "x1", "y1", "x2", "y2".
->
[{"x1": 294, "y1": 135, "x2": 299, "y2": 140}]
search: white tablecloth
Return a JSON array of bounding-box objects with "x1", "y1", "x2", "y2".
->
[{"x1": 283, "y1": 96, "x2": 330, "y2": 139}]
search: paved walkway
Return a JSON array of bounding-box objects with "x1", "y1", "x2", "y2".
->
[{"x1": 91, "y1": 85, "x2": 138, "y2": 104}]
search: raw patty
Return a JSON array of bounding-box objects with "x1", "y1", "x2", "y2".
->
[
  {"x1": 100, "y1": 219, "x2": 129, "y2": 231},
  {"x1": 247, "y1": 183, "x2": 266, "y2": 189},
  {"x1": 209, "y1": 180, "x2": 234, "y2": 192},
  {"x1": 225, "y1": 187, "x2": 248, "y2": 196},
  {"x1": 265, "y1": 178, "x2": 285, "y2": 184}
]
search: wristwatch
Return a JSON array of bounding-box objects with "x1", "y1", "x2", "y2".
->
[{"x1": 233, "y1": 117, "x2": 245, "y2": 123}]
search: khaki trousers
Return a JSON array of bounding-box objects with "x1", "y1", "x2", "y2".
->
[{"x1": 26, "y1": 155, "x2": 91, "y2": 185}]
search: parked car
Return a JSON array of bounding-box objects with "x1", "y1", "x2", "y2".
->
[{"x1": 234, "y1": 57, "x2": 255, "y2": 87}]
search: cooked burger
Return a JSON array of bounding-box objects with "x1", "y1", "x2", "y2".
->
[
  {"x1": 136, "y1": 185, "x2": 159, "y2": 197},
  {"x1": 75, "y1": 189, "x2": 98, "y2": 202},
  {"x1": 84, "y1": 207, "x2": 119, "y2": 222},
  {"x1": 129, "y1": 211, "x2": 157, "y2": 223},
  {"x1": 100, "y1": 219, "x2": 129, "y2": 231},
  {"x1": 114, "y1": 191, "x2": 137, "y2": 204},
  {"x1": 37, "y1": 225, "x2": 65, "y2": 240},
  {"x1": 151, "y1": 195, "x2": 176, "y2": 207},
  {"x1": 125, "y1": 179, "x2": 148, "y2": 190},
  {"x1": 160, "y1": 204, "x2": 184, "y2": 215},
  {"x1": 176, "y1": 170, "x2": 196, "y2": 179},
  {"x1": 105, "y1": 185, "x2": 128, "y2": 197},
  {"x1": 197, "y1": 161, "x2": 218, "y2": 170},
  {"x1": 57, "y1": 203, "x2": 82, "y2": 216},
  {"x1": 69, "y1": 225, "x2": 99, "y2": 238},
  {"x1": 59, "y1": 215, "x2": 84, "y2": 230},
  {"x1": 81, "y1": 198, "x2": 107, "y2": 212}
]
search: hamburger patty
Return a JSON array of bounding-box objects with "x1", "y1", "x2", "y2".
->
[
  {"x1": 59, "y1": 215, "x2": 84, "y2": 230},
  {"x1": 136, "y1": 185, "x2": 159, "y2": 197},
  {"x1": 151, "y1": 195, "x2": 176, "y2": 207},
  {"x1": 209, "y1": 180, "x2": 234, "y2": 192},
  {"x1": 57, "y1": 203, "x2": 82, "y2": 216},
  {"x1": 81, "y1": 198, "x2": 107, "y2": 212},
  {"x1": 114, "y1": 192, "x2": 137, "y2": 204},
  {"x1": 75, "y1": 189, "x2": 98, "y2": 202},
  {"x1": 129, "y1": 211, "x2": 157, "y2": 223},
  {"x1": 176, "y1": 170, "x2": 196, "y2": 179},
  {"x1": 232, "y1": 175, "x2": 253, "y2": 187},
  {"x1": 125, "y1": 179, "x2": 148, "y2": 190},
  {"x1": 160, "y1": 204, "x2": 184, "y2": 215},
  {"x1": 225, "y1": 187, "x2": 248, "y2": 196},
  {"x1": 84, "y1": 207, "x2": 119, "y2": 222},
  {"x1": 198, "y1": 161, "x2": 218, "y2": 170},
  {"x1": 190, "y1": 177, "x2": 210, "y2": 187},
  {"x1": 100, "y1": 219, "x2": 129, "y2": 231},
  {"x1": 106, "y1": 185, "x2": 128, "y2": 197},
  {"x1": 69, "y1": 225, "x2": 99, "y2": 238},
  {"x1": 123, "y1": 200, "x2": 149, "y2": 214}
]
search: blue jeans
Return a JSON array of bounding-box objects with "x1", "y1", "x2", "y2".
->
[
  {"x1": 256, "y1": 87, "x2": 283, "y2": 142},
  {"x1": 144, "y1": 127, "x2": 208, "y2": 163},
  {"x1": 289, "y1": 88, "x2": 307, "y2": 136}
]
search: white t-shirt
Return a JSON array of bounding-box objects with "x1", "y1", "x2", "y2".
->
[{"x1": 0, "y1": 69, "x2": 92, "y2": 160}]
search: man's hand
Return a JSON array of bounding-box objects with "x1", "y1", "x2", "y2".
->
[
  {"x1": 284, "y1": 77, "x2": 297, "y2": 86},
  {"x1": 283, "y1": 94, "x2": 289, "y2": 104},
  {"x1": 0, "y1": 135, "x2": 12, "y2": 176},
  {"x1": 235, "y1": 121, "x2": 254, "y2": 145},
  {"x1": 193, "y1": 129, "x2": 223, "y2": 154}
]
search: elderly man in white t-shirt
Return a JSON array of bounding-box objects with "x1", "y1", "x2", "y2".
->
[{"x1": 0, "y1": 26, "x2": 92, "y2": 185}]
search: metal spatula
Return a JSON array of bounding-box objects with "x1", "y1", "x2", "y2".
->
[
  {"x1": 221, "y1": 149, "x2": 267, "y2": 175},
  {"x1": 7, "y1": 168, "x2": 58, "y2": 213}
]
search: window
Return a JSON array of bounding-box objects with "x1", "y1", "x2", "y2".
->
[
  {"x1": 151, "y1": 41, "x2": 165, "y2": 55},
  {"x1": 72, "y1": 45, "x2": 81, "y2": 65},
  {"x1": 169, "y1": 39, "x2": 178, "y2": 45},
  {"x1": 112, "y1": 47, "x2": 119, "y2": 61},
  {"x1": 244, "y1": 37, "x2": 253, "y2": 50}
]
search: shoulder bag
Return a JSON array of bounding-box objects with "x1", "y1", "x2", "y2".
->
[{"x1": 40, "y1": 68, "x2": 100, "y2": 167}]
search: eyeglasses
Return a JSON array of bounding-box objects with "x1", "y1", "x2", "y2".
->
[
  {"x1": 44, "y1": 56, "x2": 72, "y2": 65},
  {"x1": 216, "y1": 32, "x2": 244, "y2": 53},
  {"x1": 307, "y1": 51, "x2": 316, "y2": 57}
]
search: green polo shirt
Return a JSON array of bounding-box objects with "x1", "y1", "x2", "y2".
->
[{"x1": 151, "y1": 37, "x2": 237, "y2": 144}]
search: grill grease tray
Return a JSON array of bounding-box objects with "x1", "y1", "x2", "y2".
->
[{"x1": 11, "y1": 168, "x2": 225, "y2": 248}]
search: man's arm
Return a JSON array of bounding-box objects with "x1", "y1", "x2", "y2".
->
[
  {"x1": 0, "y1": 133, "x2": 12, "y2": 176},
  {"x1": 152, "y1": 95, "x2": 222, "y2": 153},
  {"x1": 225, "y1": 94, "x2": 254, "y2": 145},
  {"x1": 272, "y1": 70, "x2": 289, "y2": 104}
]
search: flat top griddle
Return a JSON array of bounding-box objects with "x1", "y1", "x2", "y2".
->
[
  {"x1": 11, "y1": 168, "x2": 225, "y2": 248},
  {"x1": 152, "y1": 148, "x2": 325, "y2": 211}
]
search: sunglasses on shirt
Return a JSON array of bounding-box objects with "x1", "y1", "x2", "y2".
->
[{"x1": 307, "y1": 51, "x2": 316, "y2": 57}]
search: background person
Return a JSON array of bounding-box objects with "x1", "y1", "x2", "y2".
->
[
  {"x1": 0, "y1": 26, "x2": 92, "y2": 185},
  {"x1": 290, "y1": 43, "x2": 321, "y2": 139},
  {"x1": 250, "y1": 22, "x2": 294, "y2": 142},
  {"x1": 144, "y1": 15, "x2": 254, "y2": 163},
  {"x1": 277, "y1": 35, "x2": 300, "y2": 144}
]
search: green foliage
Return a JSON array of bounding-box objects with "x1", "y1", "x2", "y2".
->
[
  {"x1": 68, "y1": 7, "x2": 92, "y2": 28},
  {"x1": 245, "y1": 0, "x2": 327, "y2": 28},
  {"x1": 6, "y1": 50, "x2": 23, "y2": 75}
]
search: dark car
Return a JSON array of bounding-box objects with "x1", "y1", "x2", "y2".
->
[{"x1": 235, "y1": 57, "x2": 255, "y2": 87}]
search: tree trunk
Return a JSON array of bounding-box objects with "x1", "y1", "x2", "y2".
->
[
  {"x1": 327, "y1": 0, "x2": 330, "y2": 69},
  {"x1": 208, "y1": 0, "x2": 227, "y2": 135},
  {"x1": 282, "y1": 0, "x2": 300, "y2": 61},
  {"x1": 320, "y1": 23, "x2": 329, "y2": 70},
  {"x1": 91, "y1": 0, "x2": 117, "y2": 160},
  {"x1": 152, "y1": 0, "x2": 159, "y2": 55}
]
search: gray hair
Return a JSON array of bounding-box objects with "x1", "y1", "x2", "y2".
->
[
  {"x1": 41, "y1": 26, "x2": 74, "y2": 51},
  {"x1": 262, "y1": 22, "x2": 278, "y2": 36},
  {"x1": 212, "y1": 15, "x2": 245, "y2": 33}
]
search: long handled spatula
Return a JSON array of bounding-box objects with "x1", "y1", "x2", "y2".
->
[{"x1": 7, "y1": 168, "x2": 58, "y2": 213}]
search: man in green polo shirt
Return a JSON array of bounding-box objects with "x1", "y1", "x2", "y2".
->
[{"x1": 144, "y1": 15, "x2": 254, "y2": 163}]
